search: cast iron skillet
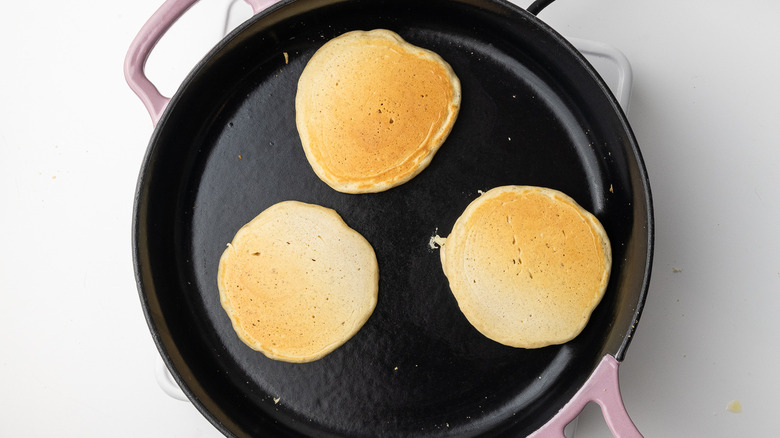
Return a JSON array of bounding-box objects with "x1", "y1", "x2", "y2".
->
[{"x1": 126, "y1": 0, "x2": 653, "y2": 436}]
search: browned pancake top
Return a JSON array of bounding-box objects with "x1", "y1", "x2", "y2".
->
[
  {"x1": 218, "y1": 201, "x2": 379, "y2": 362},
  {"x1": 296, "y1": 29, "x2": 461, "y2": 193},
  {"x1": 439, "y1": 186, "x2": 611, "y2": 348}
]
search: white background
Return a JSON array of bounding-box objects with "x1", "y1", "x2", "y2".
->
[{"x1": 1, "y1": 0, "x2": 778, "y2": 436}]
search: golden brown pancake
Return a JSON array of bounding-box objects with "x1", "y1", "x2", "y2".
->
[
  {"x1": 217, "y1": 201, "x2": 378, "y2": 362},
  {"x1": 438, "y1": 186, "x2": 611, "y2": 348},
  {"x1": 295, "y1": 29, "x2": 461, "y2": 193}
]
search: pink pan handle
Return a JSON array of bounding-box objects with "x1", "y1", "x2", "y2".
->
[
  {"x1": 529, "y1": 355, "x2": 642, "y2": 438},
  {"x1": 124, "y1": 0, "x2": 281, "y2": 125}
]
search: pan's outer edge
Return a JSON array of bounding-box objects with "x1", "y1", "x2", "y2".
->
[{"x1": 131, "y1": 0, "x2": 654, "y2": 436}]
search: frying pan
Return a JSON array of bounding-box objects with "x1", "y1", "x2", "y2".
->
[{"x1": 125, "y1": 0, "x2": 654, "y2": 436}]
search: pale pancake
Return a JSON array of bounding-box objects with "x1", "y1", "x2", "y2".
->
[
  {"x1": 295, "y1": 29, "x2": 461, "y2": 193},
  {"x1": 217, "y1": 201, "x2": 378, "y2": 362},
  {"x1": 438, "y1": 186, "x2": 611, "y2": 348}
]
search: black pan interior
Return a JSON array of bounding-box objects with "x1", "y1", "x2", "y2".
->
[{"x1": 133, "y1": 0, "x2": 653, "y2": 436}]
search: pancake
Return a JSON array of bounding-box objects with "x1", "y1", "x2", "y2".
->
[
  {"x1": 295, "y1": 29, "x2": 461, "y2": 193},
  {"x1": 217, "y1": 201, "x2": 379, "y2": 362},
  {"x1": 438, "y1": 186, "x2": 611, "y2": 348}
]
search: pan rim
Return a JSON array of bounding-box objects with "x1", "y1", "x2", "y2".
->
[{"x1": 132, "y1": 0, "x2": 654, "y2": 436}]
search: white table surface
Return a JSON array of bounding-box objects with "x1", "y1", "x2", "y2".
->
[{"x1": 1, "y1": 0, "x2": 778, "y2": 436}]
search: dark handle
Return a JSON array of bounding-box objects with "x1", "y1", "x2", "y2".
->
[{"x1": 527, "y1": 0, "x2": 556, "y2": 15}]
